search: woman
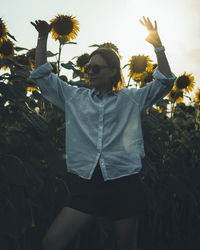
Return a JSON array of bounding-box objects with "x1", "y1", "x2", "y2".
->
[{"x1": 30, "y1": 16, "x2": 176, "y2": 250}]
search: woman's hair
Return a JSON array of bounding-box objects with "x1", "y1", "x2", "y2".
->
[{"x1": 89, "y1": 48, "x2": 123, "y2": 91}]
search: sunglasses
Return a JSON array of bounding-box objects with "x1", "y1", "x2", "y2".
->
[{"x1": 84, "y1": 64, "x2": 109, "y2": 74}]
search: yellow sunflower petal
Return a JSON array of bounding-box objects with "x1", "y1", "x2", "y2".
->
[
  {"x1": 0, "y1": 18, "x2": 7, "y2": 40},
  {"x1": 50, "y1": 14, "x2": 79, "y2": 42},
  {"x1": 167, "y1": 88, "x2": 184, "y2": 103},
  {"x1": 174, "y1": 72, "x2": 195, "y2": 93},
  {"x1": 194, "y1": 88, "x2": 200, "y2": 105},
  {"x1": 128, "y1": 55, "x2": 153, "y2": 81}
]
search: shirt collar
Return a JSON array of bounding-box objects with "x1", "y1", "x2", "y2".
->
[{"x1": 91, "y1": 89, "x2": 118, "y2": 96}]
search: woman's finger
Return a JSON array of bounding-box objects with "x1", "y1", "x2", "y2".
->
[
  {"x1": 146, "y1": 17, "x2": 153, "y2": 27},
  {"x1": 30, "y1": 21, "x2": 37, "y2": 28},
  {"x1": 147, "y1": 17, "x2": 151, "y2": 23},
  {"x1": 142, "y1": 16, "x2": 148, "y2": 25},
  {"x1": 154, "y1": 20, "x2": 157, "y2": 30},
  {"x1": 139, "y1": 19, "x2": 145, "y2": 26}
]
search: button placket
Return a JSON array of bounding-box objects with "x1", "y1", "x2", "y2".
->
[{"x1": 97, "y1": 102, "x2": 104, "y2": 151}]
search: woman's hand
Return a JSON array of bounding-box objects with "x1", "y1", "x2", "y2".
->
[
  {"x1": 30, "y1": 20, "x2": 53, "y2": 37},
  {"x1": 139, "y1": 16, "x2": 162, "y2": 48}
]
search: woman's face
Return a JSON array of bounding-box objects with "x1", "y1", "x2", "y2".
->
[{"x1": 86, "y1": 54, "x2": 116, "y2": 91}]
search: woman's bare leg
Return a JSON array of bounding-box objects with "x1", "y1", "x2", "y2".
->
[
  {"x1": 112, "y1": 215, "x2": 140, "y2": 250},
  {"x1": 43, "y1": 206, "x2": 95, "y2": 250}
]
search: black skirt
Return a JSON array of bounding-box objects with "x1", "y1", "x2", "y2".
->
[{"x1": 61, "y1": 162, "x2": 149, "y2": 221}]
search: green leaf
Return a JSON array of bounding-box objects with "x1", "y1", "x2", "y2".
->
[
  {"x1": 72, "y1": 71, "x2": 79, "y2": 79},
  {"x1": 61, "y1": 61, "x2": 74, "y2": 70},
  {"x1": 155, "y1": 99, "x2": 169, "y2": 106},
  {"x1": 122, "y1": 63, "x2": 130, "y2": 69},
  {"x1": 0, "y1": 58, "x2": 31, "y2": 70},
  {"x1": 71, "y1": 56, "x2": 78, "y2": 60},
  {"x1": 65, "y1": 42, "x2": 77, "y2": 45},
  {"x1": 14, "y1": 46, "x2": 28, "y2": 51},
  {"x1": 61, "y1": 62, "x2": 84, "y2": 78},
  {"x1": 47, "y1": 51, "x2": 58, "y2": 57},
  {"x1": 59, "y1": 75, "x2": 68, "y2": 82},
  {"x1": 7, "y1": 32, "x2": 18, "y2": 42},
  {"x1": 13, "y1": 69, "x2": 31, "y2": 79},
  {"x1": 0, "y1": 58, "x2": 13, "y2": 68},
  {"x1": 8, "y1": 82, "x2": 27, "y2": 100},
  {"x1": 88, "y1": 44, "x2": 100, "y2": 48}
]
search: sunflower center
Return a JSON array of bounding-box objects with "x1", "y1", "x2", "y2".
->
[
  {"x1": 54, "y1": 17, "x2": 73, "y2": 36},
  {"x1": 0, "y1": 40, "x2": 13, "y2": 56},
  {"x1": 170, "y1": 90, "x2": 183, "y2": 100},
  {"x1": 176, "y1": 76, "x2": 190, "y2": 89},
  {"x1": 131, "y1": 56, "x2": 147, "y2": 73},
  {"x1": 77, "y1": 53, "x2": 90, "y2": 68}
]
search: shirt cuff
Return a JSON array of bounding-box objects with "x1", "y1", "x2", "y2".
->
[
  {"x1": 153, "y1": 67, "x2": 176, "y2": 79},
  {"x1": 152, "y1": 67, "x2": 177, "y2": 87},
  {"x1": 29, "y1": 62, "x2": 53, "y2": 79}
]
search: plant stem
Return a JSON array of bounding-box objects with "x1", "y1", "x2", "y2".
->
[
  {"x1": 171, "y1": 102, "x2": 175, "y2": 119},
  {"x1": 127, "y1": 75, "x2": 132, "y2": 88},
  {"x1": 57, "y1": 41, "x2": 62, "y2": 76}
]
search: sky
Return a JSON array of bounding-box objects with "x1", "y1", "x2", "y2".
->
[{"x1": 2, "y1": 0, "x2": 200, "y2": 102}]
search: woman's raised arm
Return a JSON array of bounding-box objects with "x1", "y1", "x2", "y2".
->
[{"x1": 30, "y1": 20, "x2": 53, "y2": 68}]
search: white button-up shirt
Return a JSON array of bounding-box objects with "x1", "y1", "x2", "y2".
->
[{"x1": 30, "y1": 62, "x2": 176, "y2": 181}]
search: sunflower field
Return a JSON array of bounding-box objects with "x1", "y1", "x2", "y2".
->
[{"x1": 0, "y1": 16, "x2": 200, "y2": 250}]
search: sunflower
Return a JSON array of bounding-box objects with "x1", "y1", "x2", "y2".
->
[
  {"x1": 142, "y1": 71, "x2": 154, "y2": 84},
  {"x1": 99, "y1": 42, "x2": 121, "y2": 58},
  {"x1": 89, "y1": 42, "x2": 121, "y2": 58},
  {"x1": 50, "y1": 14, "x2": 79, "y2": 43},
  {"x1": 0, "y1": 18, "x2": 7, "y2": 40},
  {"x1": 174, "y1": 72, "x2": 195, "y2": 93},
  {"x1": 76, "y1": 53, "x2": 90, "y2": 71},
  {"x1": 128, "y1": 55, "x2": 153, "y2": 81},
  {"x1": 167, "y1": 88, "x2": 184, "y2": 103},
  {"x1": 139, "y1": 67, "x2": 156, "y2": 87},
  {"x1": 194, "y1": 89, "x2": 200, "y2": 105},
  {"x1": 0, "y1": 39, "x2": 14, "y2": 59},
  {"x1": 74, "y1": 53, "x2": 90, "y2": 83}
]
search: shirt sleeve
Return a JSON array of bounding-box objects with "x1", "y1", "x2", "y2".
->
[
  {"x1": 29, "y1": 62, "x2": 79, "y2": 111},
  {"x1": 126, "y1": 67, "x2": 177, "y2": 111}
]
